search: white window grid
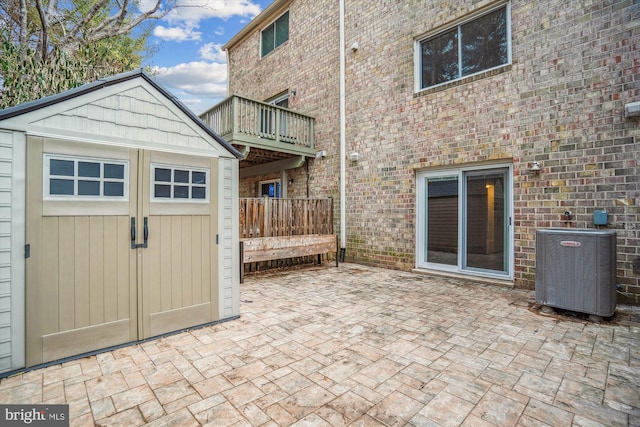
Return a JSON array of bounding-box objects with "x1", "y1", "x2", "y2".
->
[
  {"x1": 43, "y1": 154, "x2": 129, "y2": 201},
  {"x1": 150, "y1": 164, "x2": 210, "y2": 203}
]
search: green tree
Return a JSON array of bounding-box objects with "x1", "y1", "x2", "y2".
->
[{"x1": 0, "y1": 0, "x2": 171, "y2": 109}]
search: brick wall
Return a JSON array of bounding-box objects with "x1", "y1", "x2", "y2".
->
[
  {"x1": 227, "y1": 0, "x2": 341, "y2": 199},
  {"x1": 227, "y1": 0, "x2": 639, "y2": 300}
]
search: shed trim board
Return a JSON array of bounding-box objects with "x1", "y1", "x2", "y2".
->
[
  {"x1": 0, "y1": 130, "x2": 26, "y2": 372},
  {"x1": 0, "y1": 70, "x2": 240, "y2": 372}
]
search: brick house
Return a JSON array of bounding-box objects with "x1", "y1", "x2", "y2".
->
[{"x1": 201, "y1": 0, "x2": 640, "y2": 301}]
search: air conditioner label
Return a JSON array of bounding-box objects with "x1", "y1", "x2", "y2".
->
[{"x1": 560, "y1": 240, "x2": 581, "y2": 247}]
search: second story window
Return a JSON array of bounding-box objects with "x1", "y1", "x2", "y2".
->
[
  {"x1": 261, "y1": 11, "x2": 289, "y2": 57},
  {"x1": 417, "y1": 4, "x2": 510, "y2": 90}
]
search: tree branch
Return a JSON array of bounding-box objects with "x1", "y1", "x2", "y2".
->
[
  {"x1": 33, "y1": 0, "x2": 48, "y2": 60},
  {"x1": 68, "y1": 0, "x2": 111, "y2": 39},
  {"x1": 61, "y1": 0, "x2": 171, "y2": 53},
  {"x1": 19, "y1": 0, "x2": 27, "y2": 48}
]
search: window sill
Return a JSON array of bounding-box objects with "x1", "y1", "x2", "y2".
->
[{"x1": 414, "y1": 64, "x2": 512, "y2": 98}]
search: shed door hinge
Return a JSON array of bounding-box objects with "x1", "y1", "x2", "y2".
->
[
  {"x1": 216, "y1": 234, "x2": 219, "y2": 245},
  {"x1": 25, "y1": 244, "x2": 30, "y2": 259}
]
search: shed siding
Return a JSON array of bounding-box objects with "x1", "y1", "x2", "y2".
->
[
  {"x1": 220, "y1": 158, "x2": 239, "y2": 318},
  {"x1": 0, "y1": 131, "x2": 11, "y2": 371},
  {"x1": 32, "y1": 86, "x2": 222, "y2": 156},
  {"x1": 0, "y1": 130, "x2": 24, "y2": 373}
]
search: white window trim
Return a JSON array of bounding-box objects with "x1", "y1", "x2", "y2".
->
[
  {"x1": 259, "y1": 179, "x2": 281, "y2": 198},
  {"x1": 150, "y1": 163, "x2": 210, "y2": 203},
  {"x1": 268, "y1": 93, "x2": 289, "y2": 106},
  {"x1": 43, "y1": 153, "x2": 129, "y2": 201},
  {"x1": 416, "y1": 171, "x2": 460, "y2": 274},
  {"x1": 414, "y1": 2, "x2": 512, "y2": 93},
  {"x1": 260, "y1": 10, "x2": 289, "y2": 58}
]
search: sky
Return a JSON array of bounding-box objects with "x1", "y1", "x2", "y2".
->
[{"x1": 141, "y1": 0, "x2": 275, "y2": 115}]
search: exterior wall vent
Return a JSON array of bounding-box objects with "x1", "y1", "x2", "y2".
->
[
  {"x1": 625, "y1": 101, "x2": 640, "y2": 118},
  {"x1": 535, "y1": 229, "x2": 617, "y2": 317}
]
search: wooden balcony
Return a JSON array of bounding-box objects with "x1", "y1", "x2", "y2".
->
[{"x1": 200, "y1": 95, "x2": 316, "y2": 166}]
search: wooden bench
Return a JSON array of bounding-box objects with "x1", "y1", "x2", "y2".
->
[{"x1": 239, "y1": 234, "x2": 339, "y2": 283}]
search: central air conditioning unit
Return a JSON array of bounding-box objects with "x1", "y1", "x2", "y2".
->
[{"x1": 535, "y1": 229, "x2": 617, "y2": 318}]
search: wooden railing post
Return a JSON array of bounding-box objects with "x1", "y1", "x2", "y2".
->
[
  {"x1": 263, "y1": 197, "x2": 271, "y2": 237},
  {"x1": 232, "y1": 96, "x2": 239, "y2": 136},
  {"x1": 274, "y1": 107, "x2": 280, "y2": 144}
]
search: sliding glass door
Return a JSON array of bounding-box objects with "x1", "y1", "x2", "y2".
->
[
  {"x1": 425, "y1": 175, "x2": 459, "y2": 267},
  {"x1": 417, "y1": 166, "x2": 512, "y2": 278}
]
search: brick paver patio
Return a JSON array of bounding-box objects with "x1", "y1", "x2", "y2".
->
[{"x1": 1, "y1": 263, "x2": 638, "y2": 426}]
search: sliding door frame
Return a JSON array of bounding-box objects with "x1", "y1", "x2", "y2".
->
[{"x1": 416, "y1": 163, "x2": 514, "y2": 280}]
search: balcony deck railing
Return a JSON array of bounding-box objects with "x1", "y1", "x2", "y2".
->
[{"x1": 200, "y1": 95, "x2": 315, "y2": 157}]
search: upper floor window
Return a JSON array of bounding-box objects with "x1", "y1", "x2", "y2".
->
[
  {"x1": 417, "y1": 4, "x2": 510, "y2": 90},
  {"x1": 44, "y1": 154, "x2": 128, "y2": 200},
  {"x1": 261, "y1": 11, "x2": 289, "y2": 57}
]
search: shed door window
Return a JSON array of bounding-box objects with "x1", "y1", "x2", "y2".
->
[
  {"x1": 152, "y1": 164, "x2": 209, "y2": 202},
  {"x1": 45, "y1": 155, "x2": 127, "y2": 199}
]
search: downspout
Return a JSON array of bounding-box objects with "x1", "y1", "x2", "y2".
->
[{"x1": 339, "y1": 0, "x2": 346, "y2": 261}]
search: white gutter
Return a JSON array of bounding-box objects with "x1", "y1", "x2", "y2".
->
[{"x1": 339, "y1": 0, "x2": 346, "y2": 255}]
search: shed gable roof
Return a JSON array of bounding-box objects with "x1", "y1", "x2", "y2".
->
[{"x1": 0, "y1": 69, "x2": 242, "y2": 159}]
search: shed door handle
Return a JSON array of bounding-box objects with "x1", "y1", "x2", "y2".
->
[
  {"x1": 131, "y1": 217, "x2": 149, "y2": 249},
  {"x1": 131, "y1": 217, "x2": 136, "y2": 249},
  {"x1": 143, "y1": 217, "x2": 149, "y2": 247}
]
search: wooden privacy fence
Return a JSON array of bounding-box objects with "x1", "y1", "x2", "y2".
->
[
  {"x1": 239, "y1": 197, "x2": 333, "y2": 238},
  {"x1": 239, "y1": 198, "x2": 335, "y2": 276}
]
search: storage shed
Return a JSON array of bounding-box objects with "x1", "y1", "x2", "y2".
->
[{"x1": 0, "y1": 69, "x2": 242, "y2": 373}]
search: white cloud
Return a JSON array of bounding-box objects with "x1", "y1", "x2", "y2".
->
[
  {"x1": 153, "y1": 61, "x2": 228, "y2": 99},
  {"x1": 180, "y1": 98, "x2": 203, "y2": 108},
  {"x1": 165, "y1": 0, "x2": 262, "y2": 26},
  {"x1": 199, "y1": 43, "x2": 226, "y2": 62},
  {"x1": 153, "y1": 25, "x2": 202, "y2": 41},
  {"x1": 149, "y1": 1, "x2": 261, "y2": 44},
  {"x1": 145, "y1": 0, "x2": 263, "y2": 113}
]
